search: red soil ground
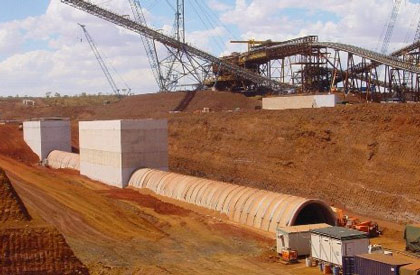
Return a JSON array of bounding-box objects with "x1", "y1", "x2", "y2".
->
[
  {"x1": 0, "y1": 167, "x2": 88, "y2": 274},
  {"x1": 0, "y1": 125, "x2": 38, "y2": 164},
  {"x1": 1, "y1": 91, "x2": 420, "y2": 273},
  {"x1": 0, "y1": 169, "x2": 30, "y2": 223},
  {"x1": 0, "y1": 227, "x2": 88, "y2": 274}
]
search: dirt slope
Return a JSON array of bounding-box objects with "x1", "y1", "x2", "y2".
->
[
  {"x1": 0, "y1": 157, "x2": 316, "y2": 274},
  {"x1": 169, "y1": 104, "x2": 420, "y2": 224},
  {"x1": 0, "y1": 169, "x2": 30, "y2": 222},
  {"x1": 1, "y1": 97, "x2": 420, "y2": 225},
  {"x1": 0, "y1": 91, "x2": 261, "y2": 121},
  {"x1": 0, "y1": 125, "x2": 38, "y2": 163},
  {"x1": 0, "y1": 167, "x2": 88, "y2": 274}
]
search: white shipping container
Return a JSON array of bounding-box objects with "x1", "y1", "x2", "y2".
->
[
  {"x1": 311, "y1": 227, "x2": 369, "y2": 266},
  {"x1": 277, "y1": 224, "x2": 331, "y2": 256}
]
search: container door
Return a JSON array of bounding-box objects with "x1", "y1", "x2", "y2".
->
[
  {"x1": 321, "y1": 236, "x2": 331, "y2": 263},
  {"x1": 344, "y1": 242, "x2": 354, "y2": 256},
  {"x1": 331, "y1": 241, "x2": 342, "y2": 266},
  {"x1": 311, "y1": 234, "x2": 321, "y2": 260}
]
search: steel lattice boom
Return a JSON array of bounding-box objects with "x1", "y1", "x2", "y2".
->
[
  {"x1": 62, "y1": 0, "x2": 292, "y2": 92},
  {"x1": 414, "y1": 17, "x2": 420, "y2": 42},
  {"x1": 380, "y1": 0, "x2": 403, "y2": 54},
  {"x1": 128, "y1": 0, "x2": 164, "y2": 91},
  {"x1": 79, "y1": 23, "x2": 120, "y2": 95}
]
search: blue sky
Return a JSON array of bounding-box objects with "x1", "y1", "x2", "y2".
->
[{"x1": 0, "y1": 0, "x2": 50, "y2": 22}]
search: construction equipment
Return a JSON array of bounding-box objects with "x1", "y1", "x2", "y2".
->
[
  {"x1": 78, "y1": 23, "x2": 121, "y2": 96},
  {"x1": 379, "y1": 0, "x2": 403, "y2": 54},
  {"x1": 63, "y1": 0, "x2": 420, "y2": 101},
  {"x1": 335, "y1": 208, "x2": 381, "y2": 238},
  {"x1": 127, "y1": 0, "x2": 164, "y2": 91},
  {"x1": 280, "y1": 248, "x2": 298, "y2": 264},
  {"x1": 61, "y1": 0, "x2": 293, "y2": 93}
]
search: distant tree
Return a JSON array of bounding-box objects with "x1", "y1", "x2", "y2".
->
[
  {"x1": 45, "y1": 92, "x2": 52, "y2": 98},
  {"x1": 54, "y1": 92, "x2": 61, "y2": 97},
  {"x1": 81, "y1": 92, "x2": 87, "y2": 97}
]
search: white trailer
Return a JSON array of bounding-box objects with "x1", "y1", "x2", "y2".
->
[
  {"x1": 277, "y1": 224, "x2": 331, "y2": 256},
  {"x1": 310, "y1": 226, "x2": 369, "y2": 266}
]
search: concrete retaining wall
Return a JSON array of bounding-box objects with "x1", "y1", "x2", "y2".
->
[
  {"x1": 262, "y1": 94, "x2": 339, "y2": 110},
  {"x1": 79, "y1": 119, "x2": 168, "y2": 188},
  {"x1": 23, "y1": 120, "x2": 71, "y2": 161}
]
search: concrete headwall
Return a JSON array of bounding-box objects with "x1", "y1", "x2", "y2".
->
[
  {"x1": 23, "y1": 120, "x2": 71, "y2": 161},
  {"x1": 79, "y1": 119, "x2": 168, "y2": 188},
  {"x1": 262, "y1": 94, "x2": 339, "y2": 110}
]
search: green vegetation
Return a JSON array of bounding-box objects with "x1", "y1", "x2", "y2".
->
[{"x1": 43, "y1": 94, "x2": 122, "y2": 107}]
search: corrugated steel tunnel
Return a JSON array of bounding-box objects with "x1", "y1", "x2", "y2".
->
[
  {"x1": 46, "y1": 150, "x2": 80, "y2": 170},
  {"x1": 129, "y1": 169, "x2": 336, "y2": 233}
]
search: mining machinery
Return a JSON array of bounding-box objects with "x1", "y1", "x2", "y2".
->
[
  {"x1": 64, "y1": 0, "x2": 419, "y2": 101},
  {"x1": 79, "y1": 23, "x2": 130, "y2": 96},
  {"x1": 62, "y1": 0, "x2": 293, "y2": 93}
]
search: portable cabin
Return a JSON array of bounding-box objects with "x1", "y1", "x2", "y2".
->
[
  {"x1": 354, "y1": 254, "x2": 413, "y2": 275},
  {"x1": 311, "y1": 226, "x2": 369, "y2": 266},
  {"x1": 277, "y1": 223, "x2": 331, "y2": 256}
]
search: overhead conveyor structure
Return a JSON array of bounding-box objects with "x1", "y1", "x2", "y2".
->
[
  {"x1": 61, "y1": 0, "x2": 293, "y2": 92},
  {"x1": 129, "y1": 169, "x2": 336, "y2": 233},
  {"x1": 61, "y1": 0, "x2": 419, "y2": 101},
  {"x1": 208, "y1": 36, "x2": 420, "y2": 101}
]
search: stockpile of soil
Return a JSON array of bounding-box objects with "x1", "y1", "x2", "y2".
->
[
  {"x1": 0, "y1": 169, "x2": 30, "y2": 222},
  {"x1": 0, "y1": 167, "x2": 88, "y2": 274},
  {"x1": 0, "y1": 227, "x2": 89, "y2": 274}
]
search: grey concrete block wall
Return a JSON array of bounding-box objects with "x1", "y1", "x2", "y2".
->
[
  {"x1": 79, "y1": 119, "x2": 168, "y2": 188},
  {"x1": 262, "y1": 94, "x2": 338, "y2": 110},
  {"x1": 23, "y1": 120, "x2": 71, "y2": 161}
]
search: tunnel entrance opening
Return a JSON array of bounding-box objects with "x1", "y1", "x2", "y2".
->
[{"x1": 292, "y1": 202, "x2": 336, "y2": 226}]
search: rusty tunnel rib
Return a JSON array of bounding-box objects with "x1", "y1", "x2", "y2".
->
[{"x1": 128, "y1": 168, "x2": 336, "y2": 233}]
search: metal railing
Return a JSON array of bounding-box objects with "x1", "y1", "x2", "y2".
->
[{"x1": 314, "y1": 42, "x2": 420, "y2": 73}]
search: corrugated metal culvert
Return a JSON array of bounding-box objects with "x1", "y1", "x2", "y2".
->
[
  {"x1": 47, "y1": 150, "x2": 80, "y2": 170},
  {"x1": 129, "y1": 169, "x2": 336, "y2": 233}
]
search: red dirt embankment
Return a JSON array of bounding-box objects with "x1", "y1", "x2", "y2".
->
[
  {"x1": 169, "y1": 103, "x2": 420, "y2": 224},
  {"x1": 0, "y1": 169, "x2": 30, "y2": 222},
  {"x1": 0, "y1": 167, "x2": 89, "y2": 274},
  {"x1": 0, "y1": 91, "x2": 260, "y2": 121},
  {"x1": 0, "y1": 125, "x2": 38, "y2": 164},
  {"x1": 1, "y1": 227, "x2": 88, "y2": 274}
]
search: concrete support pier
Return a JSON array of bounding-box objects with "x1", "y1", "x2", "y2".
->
[
  {"x1": 79, "y1": 119, "x2": 168, "y2": 188},
  {"x1": 23, "y1": 119, "x2": 71, "y2": 161}
]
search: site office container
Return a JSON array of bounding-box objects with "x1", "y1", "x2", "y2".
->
[
  {"x1": 310, "y1": 227, "x2": 369, "y2": 266},
  {"x1": 354, "y1": 254, "x2": 413, "y2": 275},
  {"x1": 277, "y1": 223, "x2": 331, "y2": 256}
]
